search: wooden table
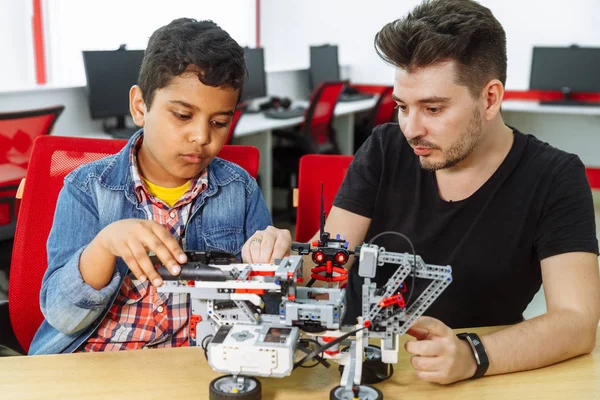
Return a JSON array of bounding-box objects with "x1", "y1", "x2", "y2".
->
[{"x1": 1, "y1": 326, "x2": 598, "y2": 399}]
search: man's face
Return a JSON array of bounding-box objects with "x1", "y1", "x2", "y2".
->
[
  {"x1": 131, "y1": 72, "x2": 239, "y2": 187},
  {"x1": 393, "y1": 61, "x2": 484, "y2": 171}
]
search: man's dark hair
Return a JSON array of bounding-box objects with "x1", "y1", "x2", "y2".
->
[
  {"x1": 375, "y1": 0, "x2": 507, "y2": 97},
  {"x1": 139, "y1": 18, "x2": 246, "y2": 108}
]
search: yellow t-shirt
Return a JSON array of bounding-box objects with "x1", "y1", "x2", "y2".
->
[{"x1": 141, "y1": 177, "x2": 190, "y2": 208}]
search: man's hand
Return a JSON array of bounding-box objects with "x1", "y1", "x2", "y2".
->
[
  {"x1": 241, "y1": 226, "x2": 292, "y2": 263},
  {"x1": 404, "y1": 316, "x2": 477, "y2": 384},
  {"x1": 96, "y1": 219, "x2": 187, "y2": 287}
]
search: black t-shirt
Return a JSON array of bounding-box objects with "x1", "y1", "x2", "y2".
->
[{"x1": 334, "y1": 123, "x2": 598, "y2": 328}]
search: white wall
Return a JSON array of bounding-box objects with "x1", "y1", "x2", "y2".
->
[
  {"x1": 0, "y1": 0, "x2": 36, "y2": 91},
  {"x1": 44, "y1": 0, "x2": 257, "y2": 87},
  {"x1": 261, "y1": 0, "x2": 600, "y2": 89},
  {"x1": 0, "y1": 0, "x2": 257, "y2": 91},
  {"x1": 0, "y1": 0, "x2": 258, "y2": 137}
]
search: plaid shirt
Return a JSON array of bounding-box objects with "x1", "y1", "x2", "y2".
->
[{"x1": 80, "y1": 136, "x2": 208, "y2": 351}]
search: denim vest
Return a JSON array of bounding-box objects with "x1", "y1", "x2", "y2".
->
[{"x1": 29, "y1": 131, "x2": 271, "y2": 355}]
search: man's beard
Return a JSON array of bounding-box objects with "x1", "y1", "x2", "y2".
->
[{"x1": 409, "y1": 106, "x2": 483, "y2": 171}]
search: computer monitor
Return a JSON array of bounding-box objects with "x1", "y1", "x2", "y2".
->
[
  {"x1": 82, "y1": 50, "x2": 144, "y2": 130},
  {"x1": 309, "y1": 45, "x2": 340, "y2": 91},
  {"x1": 242, "y1": 47, "x2": 267, "y2": 101},
  {"x1": 530, "y1": 46, "x2": 600, "y2": 104}
]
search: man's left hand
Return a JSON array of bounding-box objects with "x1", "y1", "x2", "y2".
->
[
  {"x1": 404, "y1": 316, "x2": 477, "y2": 384},
  {"x1": 241, "y1": 226, "x2": 292, "y2": 264}
]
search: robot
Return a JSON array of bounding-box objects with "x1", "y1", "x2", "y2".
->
[{"x1": 154, "y1": 196, "x2": 453, "y2": 400}]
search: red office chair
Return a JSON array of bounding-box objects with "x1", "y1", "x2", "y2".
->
[
  {"x1": 295, "y1": 154, "x2": 353, "y2": 242},
  {"x1": 3, "y1": 135, "x2": 259, "y2": 353},
  {"x1": 585, "y1": 167, "x2": 600, "y2": 190},
  {"x1": 225, "y1": 108, "x2": 244, "y2": 145},
  {"x1": 0, "y1": 105, "x2": 65, "y2": 241},
  {"x1": 273, "y1": 82, "x2": 345, "y2": 220},
  {"x1": 219, "y1": 143, "x2": 260, "y2": 179},
  {"x1": 350, "y1": 85, "x2": 395, "y2": 152},
  {"x1": 300, "y1": 81, "x2": 346, "y2": 153}
]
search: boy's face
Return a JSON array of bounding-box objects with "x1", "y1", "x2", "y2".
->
[{"x1": 130, "y1": 72, "x2": 239, "y2": 187}]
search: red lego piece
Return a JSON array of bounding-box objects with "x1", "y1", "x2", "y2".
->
[
  {"x1": 189, "y1": 315, "x2": 202, "y2": 339},
  {"x1": 378, "y1": 293, "x2": 406, "y2": 308}
]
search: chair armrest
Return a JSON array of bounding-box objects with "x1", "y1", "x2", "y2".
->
[
  {"x1": 0, "y1": 301, "x2": 26, "y2": 356},
  {"x1": 16, "y1": 178, "x2": 25, "y2": 200}
]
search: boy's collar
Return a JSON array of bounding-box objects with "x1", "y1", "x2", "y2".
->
[{"x1": 98, "y1": 128, "x2": 243, "y2": 193}]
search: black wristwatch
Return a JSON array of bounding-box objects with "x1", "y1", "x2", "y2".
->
[{"x1": 457, "y1": 332, "x2": 489, "y2": 379}]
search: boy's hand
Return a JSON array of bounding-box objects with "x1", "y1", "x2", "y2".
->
[
  {"x1": 242, "y1": 226, "x2": 292, "y2": 264},
  {"x1": 98, "y1": 219, "x2": 187, "y2": 286}
]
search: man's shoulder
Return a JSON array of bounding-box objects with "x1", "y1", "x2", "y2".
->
[
  {"x1": 370, "y1": 122, "x2": 405, "y2": 145},
  {"x1": 358, "y1": 123, "x2": 410, "y2": 157},
  {"x1": 516, "y1": 130, "x2": 581, "y2": 175}
]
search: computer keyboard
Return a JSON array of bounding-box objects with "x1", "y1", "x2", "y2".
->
[
  {"x1": 263, "y1": 107, "x2": 306, "y2": 120},
  {"x1": 338, "y1": 93, "x2": 376, "y2": 102}
]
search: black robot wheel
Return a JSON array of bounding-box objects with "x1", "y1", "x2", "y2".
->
[{"x1": 209, "y1": 375, "x2": 262, "y2": 400}]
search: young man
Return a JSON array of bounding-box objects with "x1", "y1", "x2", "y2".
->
[
  {"x1": 303, "y1": 0, "x2": 599, "y2": 385},
  {"x1": 29, "y1": 18, "x2": 291, "y2": 355}
]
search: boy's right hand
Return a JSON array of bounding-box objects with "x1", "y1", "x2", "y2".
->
[{"x1": 97, "y1": 219, "x2": 187, "y2": 286}]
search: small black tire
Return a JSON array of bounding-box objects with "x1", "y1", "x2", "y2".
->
[
  {"x1": 329, "y1": 384, "x2": 383, "y2": 400},
  {"x1": 209, "y1": 375, "x2": 262, "y2": 400},
  {"x1": 338, "y1": 345, "x2": 393, "y2": 384}
]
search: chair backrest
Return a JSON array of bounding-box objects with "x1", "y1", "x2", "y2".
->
[
  {"x1": 0, "y1": 105, "x2": 65, "y2": 238},
  {"x1": 225, "y1": 108, "x2": 243, "y2": 145},
  {"x1": 8, "y1": 135, "x2": 259, "y2": 352},
  {"x1": 0, "y1": 105, "x2": 65, "y2": 169},
  {"x1": 218, "y1": 143, "x2": 260, "y2": 179},
  {"x1": 351, "y1": 84, "x2": 396, "y2": 127},
  {"x1": 585, "y1": 167, "x2": 600, "y2": 190},
  {"x1": 301, "y1": 81, "x2": 345, "y2": 153},
  {"x1": 372, "y1": 86, "x2": 396, "y2": 127},
  {"x1": 295, "y1": 154, "x2": 353, "y2": 242}
]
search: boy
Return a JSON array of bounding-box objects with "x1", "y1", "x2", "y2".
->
[{"x1": 29, "y1": 18, "x2": 291, "y2": 355}]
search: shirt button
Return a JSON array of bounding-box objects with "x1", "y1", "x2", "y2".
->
[
  {"x1": 157, "y1": 306, "x2": 164, "y2": 312},
  {"x1": 169, "y1": 212, "x2": 176, "y2": 218}
]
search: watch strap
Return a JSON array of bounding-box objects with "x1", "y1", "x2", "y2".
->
[{"x1": 457, "y1": 332, "x2": 489, "y2": 378}]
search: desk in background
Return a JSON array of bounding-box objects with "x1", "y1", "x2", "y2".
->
[
  {"x1": 1, "y1": 326, "x2": 598, "y2": 399},
  {"x1": 502, "y1": 100, "x2": 600, "y2": 116},
  {"x1": 501, "y1": 98, "x2": 600, "y2": 171},
  {"x1": 232, "y1": 97, "x2": 377, "y2": 211}
]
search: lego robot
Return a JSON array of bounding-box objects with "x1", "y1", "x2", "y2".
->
[{"x1": 155, "y1": 235, "x2": 452, "y2": 399}]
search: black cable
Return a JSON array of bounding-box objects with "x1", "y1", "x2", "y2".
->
[
  {"x1": 293, "y1": 327, "x2": 365, "y2": 369},
  {"x1": 201, "y1": 334, "x2": 214, "y2": 361},
  {"x1": 297, "y1": 338, "x2": 330, "y2": 368},
  {"x1": 368, "y1": 231, "x2": 417, "y2": 308},
  {"x1": 297, "y1": 339, "x2": 321, "y2": 368}
]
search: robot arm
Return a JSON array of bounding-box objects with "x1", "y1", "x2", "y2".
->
[{"x1": 356, "y1": 244, "x2": 453, "y2": 363}]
